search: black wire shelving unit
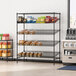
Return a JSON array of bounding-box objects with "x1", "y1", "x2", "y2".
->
[
  {"x1": 16, "y1": 12, "x2": 61, "y2": 63},
  {"x1": 0, "y1": 39, "x2": 13, "y2": 61}
]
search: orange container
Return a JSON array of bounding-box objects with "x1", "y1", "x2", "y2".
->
[
  {"x1": 2, "y1": 42, "x2": 7, "y2": 48},
  {"x1": 0, "y1": 50, "x2": 2, "y2": 57},
  {"x1": 0, "y1": 42, "x2": 3, "y2": 48},
  {"x1": 8, "y1": 42, "x2": 12, "y2": 48},
  {"x1": 2, "y1": 34, "x2": 9, "y2": 40},
  {"x1": 2, "y1": 50, "x2": 11, "y2": 57}
]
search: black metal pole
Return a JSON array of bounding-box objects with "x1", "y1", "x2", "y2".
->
[
  {"x1": 59, "y1": 13, "x2": 61, "y2": 62},
  {"x1": 53, "y1": 13, "x2": 55, "y2": 64},
  {"x1": 7, "y1": 41, "x2": 8, "y2": 62},
  {"x1": 23, "y1": 14, "x2": 25, "y2": 61},
  {"x1": 16, "y1": 13, "x2": 18, "y2": 63},
  {"x1": 12, "y1": 40, "x2": 13, "y2": 61}
]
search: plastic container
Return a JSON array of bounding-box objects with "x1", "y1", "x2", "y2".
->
[
  {"x1": 2, "y1": 50, "x2": 11, "y2": 57},
  {"x1": 8, "y1": 42, "x2": 12, "y2": 48},
  {"x1": 40, "y1": 16, "x2": 46, "y2": 23},
  {"x1": 2, "y1": 34, "x2": 9, "y2": 40},
  {"x1": 27, "y1": 16, "x2": 33, "y2": 23},
  {"x1": 36, "y1": 17, "x2": 41, "y2": 23},
  {"x1": 0, "y1": 50, "x2": 2, "y2": 57},
  {"x1": 0, "y1": 34, "x2": 3, "y2": 40},
  {"x1": 0, "y1": 42, "x2": 3, "y2": 48},
  {"x1": 2, "y1": 42, "x2": 7, "y2": 48},
  {"x1": 32, "y1": 17, "x2": 36, "y2": 23},
  {"x1": 45, "y1": 16, "x2": 51, "y2": 23}
]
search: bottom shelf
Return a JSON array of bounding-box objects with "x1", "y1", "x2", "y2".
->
[
  {"x1": 18, "y1": 51, "x2": 60, "y2": 59},
  {"x1": 0, "y1": 56, "x2": 13, "y2": 58},
  {"x1": 18, "y1": 56, "x2": 59, "y2": 59}
]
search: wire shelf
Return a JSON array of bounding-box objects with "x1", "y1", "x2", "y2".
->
[
  {"x1": 18, "y1": 30, "x2": 60, "y2": 35},
  {"x1": 18, "y1": 41, "x2": 59, "y2": 46},
  {"x1": 16, "y1": 12, "x2": 61, "y2": 63}
]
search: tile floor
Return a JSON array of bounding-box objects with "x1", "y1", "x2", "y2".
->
[{"x1": 0, "y1": 61, "x2": 76, "y2": 76}]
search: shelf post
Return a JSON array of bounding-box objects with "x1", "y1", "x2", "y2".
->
[
  {"x1": 23, "y1": 13, "x2": 25, "y2": 61},
  {"x1": 53, "y1": 13, "x2": 55, "y2": 64},
  {"x1": 16, "y1": 13, "x2": 18, "y2": 63},
  {"x1": 59, "y1": 13, "x2": 61, "y2": 61}
]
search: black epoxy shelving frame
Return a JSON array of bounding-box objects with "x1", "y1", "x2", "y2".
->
[
  {"x1": 16, "y1": 12, "x2": 61, "y2": 63},
  {"x1": 0, "y1": 39, "x2": 13, "y2": 61}
]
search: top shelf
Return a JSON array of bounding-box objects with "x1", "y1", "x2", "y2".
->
[
  {"x1": 17, "y1": 12, "x2": 61, "y2": 15},
  {"x1": 17, "y1": 22, "x2": 59, "y2": 24},
  {"x1": 0, "y1": 39, "x2": 13, "y2": 41}
]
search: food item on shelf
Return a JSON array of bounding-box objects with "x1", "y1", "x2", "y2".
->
[
  {"x1": 19, "y1": 40, "x2": 25, "y2": 45},
  {"x1": 2, "y1": 34, "x2": 9, "y2": 40},
  {"x1": 30, "y1": 41, "x2": 33, "y2": 45},
  {"x1": 18, "y1": 31, "x2": 24, "y2": 34},
  {"x1": 17, "y1": 16, "x2": 24, "y2": 23},
  {"x1": 25, "y1": 41, "x2": 32, "y2": 45},
  {"x1": 24, "y1": 30, "x2": 29, "y2": 34},
  {"x1": 19, "y1": 30, "x2": 27, "y2": 34},
  {"x1": 8, "y1": 42, "x2": 12, "y2": 49},
  {"x1": 27, "y1": 16, "x2": 37, "y2": 23},
  {"x1": 18, "y1": 52, "x2": 23, "y2": 57},
  {"x1": 24, "y1": 41, "x2": 27, "y2": 45},
  {"x1": 19, "y1": 30, "x2": 30, "y2": 34},
  {"x1": 0, "y1": 34, "x2": 3, "y2": 40},
  {"x1": 23, "y1": 19, "x2": 27, "y2": 23},
  {"x1": 0, "y1": 42, "x2": 3, "y2": 48},
  {"x1": 40, "y1": 16, "x2": 46, "y2": 23},
  {"x1": 29, "y1": 30, "x2": 35, "y2": 34},
  {"x1": 45, "y1": 16, "x2": 52, "y2": 23},
  {"x1": 0, "y1": 50, "x2": 2, "y2": 57},
  {"x1": 34, "y1": 52, "x2": 38, "y2": 57},
  {"x1": 8, "y1": 52, "x2": 11, "y2": 57},
  {"x1": 37, "y1": 42, "x2": 42, "y2": 46},
  {"x1": 31, "y1": 41, "x2": 38, "y2": 46},
  {"x1": 32, "y1": 18, "x2": 36, "y2": 23},
  {"x1": 27, "y1": 16, "x2": 33, "y2": 23},
  {"x1": 26, "y1": 52, "x2": 30, "y2": 57},
  {"x1": 51, "y1": 17, "x2": 58, "y2": 23},
  {"x1": 30, "y1": 52, "x2": 34, "y2": 57},
  {"x1": 22, "y1": 52, "x2": 26, "y2": 57},
  {"x1": 8, "y1": 50, "x2": 11, "y2": 57},
  {"x1": 38, "y1": 52, "x2": 42, "y2": 57},
  {"x1": 36, "y1": 17, "x2": 41, "y2": 23},
  {"x1": 2, "y1": 50, "x2": 11, "y2": 57},
  {"x1": 2, "y1": 42, "x2": 7, "y2": 49}
]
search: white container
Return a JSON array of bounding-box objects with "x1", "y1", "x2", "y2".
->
[{"x1": 64, "y1": 42, "x2": 69, "y2": 48}]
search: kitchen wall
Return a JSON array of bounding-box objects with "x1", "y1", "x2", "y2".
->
[{"x1": 0, "y1": 0, "x2": 68, "y2": 58}]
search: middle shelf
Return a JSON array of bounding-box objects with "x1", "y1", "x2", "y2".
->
[
  {"x1": 18, "y1": 40, "x2": 60, "y2": 46},
  {"x1": 18, "y1": 29, "x2": 60, "y2": 35},
  {"x1": 18, "y1": 51, "x2": 59, "y2": 59}
]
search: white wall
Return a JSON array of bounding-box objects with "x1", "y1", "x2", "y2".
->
[{"x1": 0, "y1": 0, "x2": 68, "y2": 58}]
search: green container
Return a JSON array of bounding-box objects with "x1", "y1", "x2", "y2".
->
[{"x1": 0, "y1": 34, "x2": 3, "y2": 40}]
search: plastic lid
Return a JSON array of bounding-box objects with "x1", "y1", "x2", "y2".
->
[
  {"x1": 46, "y1": 16, "x2": 51, "y2": 18},
  {"x1": 3, "y1": 50, "x2": 11, "y2": 53},
  {"x1": 0, "y1": 34, "x2": 3, "y2": 36},
  {"x1": 3, "y1": 42, "x2": 7, "y2": 45},
  {"x1": 3, "y1": 34, "x2": 9, "y2": 36},
  {"x1": 0, "y1": 42, "x2": 3, "y2": 44},
  {"x1": 8, "y1": 42, "x2": 11, "y2": 45}
]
